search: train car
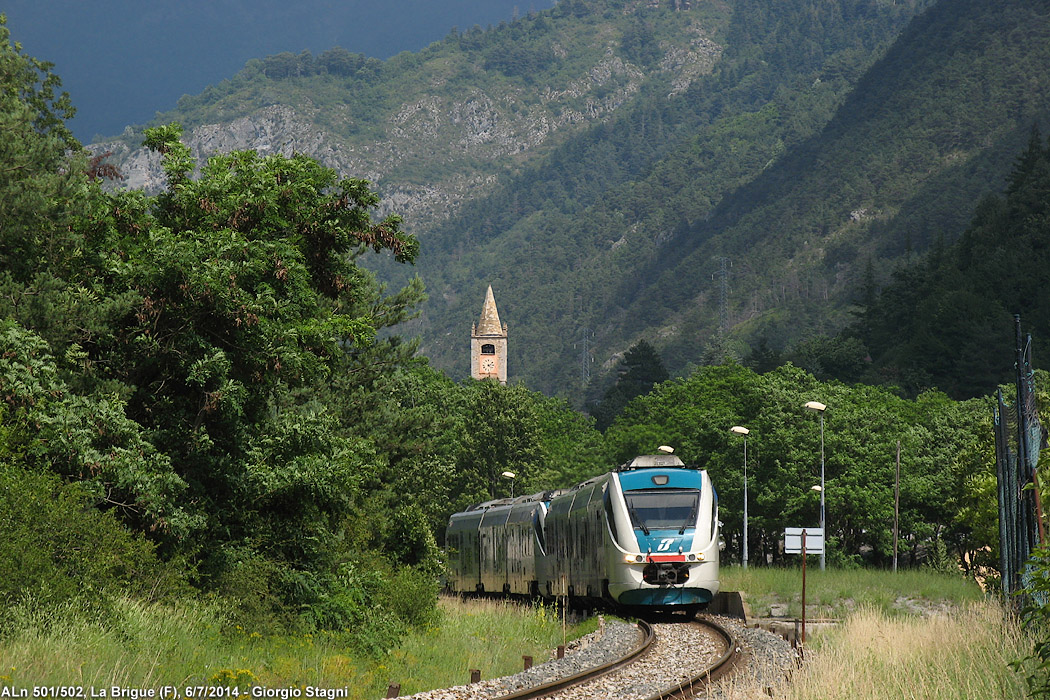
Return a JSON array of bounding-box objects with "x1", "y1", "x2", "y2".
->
[
  {"x1": 445, "y1": 494, "x2": 547, "y2": 596},
  {"x1": 596, "y1": 453, "x2": 720, "y2": 609},
  {"x1": 445, "y1": 452, "x2": 720, "y2": 613}
]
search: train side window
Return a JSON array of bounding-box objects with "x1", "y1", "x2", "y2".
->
[
  {"x1": 603, "y1": 489, "x2": 621, "y2": 546},
  {"x1": 711, "y1": 490, "x2": 719, "y2": 539},
  {"x1": 533, "y1": 510, "x2": 547, "y2": 555}
]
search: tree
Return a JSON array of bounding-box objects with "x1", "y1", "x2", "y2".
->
[
  {"x1": 68, "y1": 124, "x2": 421, "y2": 591},
  {"x1": 590, "y1": 340, "x2": 670, "y2": 431},
  {"x1": 604, "y1": 362, "x2": 995, "y2": 569},
  {"x1": 455, "y1": 381, "x2": 547, "y2": 507},
  {"x1": 744, "y1": 337, "x2": 783, "y2": 374},
  {"x1": 0, "y1": 15, "x2": 84, "y2": 284}
]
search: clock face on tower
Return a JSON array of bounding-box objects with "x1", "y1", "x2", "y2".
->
[{"x1": 480, "y1": 356, "x2": 496, "y2": 374}]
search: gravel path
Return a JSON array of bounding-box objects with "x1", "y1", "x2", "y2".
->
[{"x1": 704, "y1": 615, "x2": 799, "y2": 699}]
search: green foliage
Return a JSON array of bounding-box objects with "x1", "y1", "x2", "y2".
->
[
  {"x1": 1013, "y1": 546, "x2": 1050, "y2": 697},
  {"x1": 0, "y1": 16, "x2": 85, "y2": 285},
  {"x1": 0, "y1": 460, "x2": 183, "y2": 624},
  {"x1": 454, "y1": 380, "x2": 548, "y2": 504},
  {"x1": 0, "y1": 15, "x2": 76, "y2": 148},
  {"x1": 589, "y1": 339, "x2": 670, "y2": 431},
  {"x1": 848, "y1": 127, "x2": 1050, "y2": 398},
  {"x1": 0, "y1": 320, "x2": 190, "y2": 534},
  {"x1": 786, "y1": 335, "x2": 869, "y2": 384},
  {"x1": 604, "y1": 362, "x2": 993, "y2": 569}
]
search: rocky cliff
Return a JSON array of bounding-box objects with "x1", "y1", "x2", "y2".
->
[{"x1": 94, "y1": 8, "x2": 722, "y2": 234}]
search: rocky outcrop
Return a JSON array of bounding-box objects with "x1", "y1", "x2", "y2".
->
[{"x1": 93, "y1": 27, "x2": 723, "y2": 233}]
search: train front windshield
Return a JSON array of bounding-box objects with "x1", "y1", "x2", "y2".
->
[{"x1": 624, "y1": 489, "x2": 700, "y2": 532}]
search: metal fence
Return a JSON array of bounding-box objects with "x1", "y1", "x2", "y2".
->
[{"x1": 995, "y1": 315, "x2": 1045, "y2": 601}]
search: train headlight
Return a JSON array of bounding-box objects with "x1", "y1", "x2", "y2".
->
[
  {"x1": 687, "y1": 553, "x2": 696, "y2": 561},
  {"x1": 624, "y1": 554, "x2": 645, "y2": 563}
]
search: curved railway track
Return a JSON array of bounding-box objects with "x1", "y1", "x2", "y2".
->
[{"x1": 488, "y1": 616, "x2": 737, "y2": 700}]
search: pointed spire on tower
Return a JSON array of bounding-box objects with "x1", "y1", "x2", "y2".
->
[{"x1": 477, "y1": 285, "x2": 503, "y2": 335}]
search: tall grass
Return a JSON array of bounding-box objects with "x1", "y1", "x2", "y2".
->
[
  {"x1": 0, "y1": 596, "x2": 585, "y2": 697},
  {"x1": 720, "y1": 566, "x2": 984, "y2": 618},
  {"x1": 783, "y1": 601, "x2": 1030, "y2": 700},
  {"x1": 380, "y1": 598, "x2": 592, "y2": 696}
]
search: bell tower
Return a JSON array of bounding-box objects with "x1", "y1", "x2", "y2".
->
[{"x1": 471, "y1": 285, "x2": 508, "y2": 384}]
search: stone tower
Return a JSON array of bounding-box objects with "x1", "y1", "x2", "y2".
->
[{"x1": 471, "y1": 285, "x2": 508, "y2": 384}]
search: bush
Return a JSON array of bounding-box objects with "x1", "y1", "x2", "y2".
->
[
  {"x1": 203, "y1": 547, "x2": 440, "y2": 656},
  {"x1": 1013, "y1": 546, "x2": 1050, "y2": 696},
  {"x1": 0, "y1": 461, "x2": 184, "y2": 627}
]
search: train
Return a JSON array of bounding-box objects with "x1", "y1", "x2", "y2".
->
[{"x1": 445, "y1": 451, "x2": 721, "y2": 612}]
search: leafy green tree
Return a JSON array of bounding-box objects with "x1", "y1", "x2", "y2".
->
[
  {"x1": 605, "y1": 362, "x2": 994, "y2": 569},
  {"x1": 0, "y1": 15, "x2": 85, "y2": 284},
  {"x1": 0, "y1": 460, "x2": 183, "y2": 618},
  {"x1": 744, "y1": 337, "x2": 783, "y2": 374},
  {"x1": 318, "y1": 48, "x2": 366, "y2": 77},
  {"x1": 532, "y1": 393, "x2": 610, "y2": 486},
  {"x1": 17, "y1": 123, "x2": 425, "y2": 628},
  {"x1": 454, "y1": 380, "x2": 548, "y2": 506},
  {"x1": 0, "y1": 320, "x2": 189, "y2": 534},
  {"x1": 787, "y1": 335, "x2": 869, "y2": 383}
]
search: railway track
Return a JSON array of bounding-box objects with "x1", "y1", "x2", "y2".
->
[
  {"x1": 400, "y1": 615, "x2": 737, "y2": 700},
  {"x1": 492, "y1": 617, "x2": 736, "y2": 700}
]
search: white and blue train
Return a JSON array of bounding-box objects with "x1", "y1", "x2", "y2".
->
[{"x1": 445, "y1": 453, "x2": 721, "y2": 612}]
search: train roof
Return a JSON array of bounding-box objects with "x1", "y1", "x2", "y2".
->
[
  {"x1": 452, "y1": 454, "x2": 703, "y2": 517},
  {"x1": 616, "y1": 454, "x2": 700, "y2": 471},
  {"x1": 462, "y1": 491, "x2": 547, "y2": 512}
]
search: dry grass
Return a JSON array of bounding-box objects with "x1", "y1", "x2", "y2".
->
[{"x1": 782, "y1": 601, "x2": 1030, "y2": 700}]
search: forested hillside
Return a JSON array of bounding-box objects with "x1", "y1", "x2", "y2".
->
[
  {"x1": 3, "y1": 8, "x2": 1050, "y2": 686},
  {"x1": 633, "y1": 0, "x2": 1050, "y2": 371},
  {"x1": 835, "y1": 129, "x2": 1050, "y2": 399},
  {"x1": 93, "y1": 0, "x2": 940, "y2": 401},
  {"x1": 414, "y1": 0, "x2": 1050, "y2": 400},
  {"x1": 413, "y1": 0, "x2": 938, "y2": 398}
]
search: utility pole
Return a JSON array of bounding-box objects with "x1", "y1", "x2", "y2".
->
[{"x1": 893, "y1": 440, "x2": 900, "y2": 573}]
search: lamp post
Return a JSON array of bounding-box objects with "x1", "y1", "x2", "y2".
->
[
  {"x1": 730, "y1": 426, "x2": 750, "y2": 569},
  {"x1": 803, "y1": 401, "x2": 826, "y2": 571},
  {"x1": 501, "y1": 470, "x2": 516, "y2": 499}
]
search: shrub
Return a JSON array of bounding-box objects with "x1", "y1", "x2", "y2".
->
[{"x1": 0, "y1": 461, "x2": 184, "y2": 627}]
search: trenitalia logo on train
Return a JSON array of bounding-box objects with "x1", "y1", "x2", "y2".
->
[{"x1": 446, "y1": 452, "x2": 722, "y2": 612}]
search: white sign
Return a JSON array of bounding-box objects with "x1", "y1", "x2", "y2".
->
[{"x1": 784, "y1": 527, "x2": 825, "y2": 554}]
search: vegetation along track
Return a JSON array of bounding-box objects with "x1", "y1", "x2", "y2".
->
[{"x1": 492, "y1": 616, "x2": 737, "y2": 700}]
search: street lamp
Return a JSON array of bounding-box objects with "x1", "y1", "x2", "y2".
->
[
  {"x1": 803, "y1": 401, "x2": 826, "y2": 571},
  {"x1": 501, "y1": 471, "x2": 516, "y2": 499},
  {"x1": 729, "y1": 426, "x2": 750, "y2": 569}
]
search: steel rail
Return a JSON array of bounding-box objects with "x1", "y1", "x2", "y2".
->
[
  {"x1": 490, "y1": 620, "x2": 655, "y2": 700},
  {"x1": 488, "y1": 617, "x2": 737, "y2": 700}
]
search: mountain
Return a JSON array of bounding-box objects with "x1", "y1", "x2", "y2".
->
[
  {"x1": 3, "y1": 0, "x2": 531, "y2": 143},
  {"x1": 91, "y1": 0, "x2": 1050, "y2": 402}
]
